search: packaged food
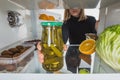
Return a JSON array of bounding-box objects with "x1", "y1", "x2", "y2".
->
[
  {"x1": 41, "y1": 22, "x2": 63, "y2": 72},
  {"x1": 0, "y1": 44, "x2": 35, "y2": 73}
]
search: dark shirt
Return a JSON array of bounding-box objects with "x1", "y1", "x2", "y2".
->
[{"x1": 62, "y1": 16, "x2": 97, "y2": 44}]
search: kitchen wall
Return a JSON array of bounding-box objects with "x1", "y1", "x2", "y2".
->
[{"x1": 0, "y1": 0, "x2": 33, "y2": 49}]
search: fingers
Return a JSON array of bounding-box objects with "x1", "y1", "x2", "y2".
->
[
  {"x1": 38, "y1": 50, "x2": 44, "y2": 63},
  {"x1": 63, "y1": 44, "x2": 68, "y2": 51},
  {"x1": 37, "y1": 42, "x2": 44, "y2": 63},
  {"x1": 37, "y1": 42, "x2": 41, "y2": 51}
]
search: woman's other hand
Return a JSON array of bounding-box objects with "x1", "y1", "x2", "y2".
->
[
  {"x1": 63, "y1": 44, "x2": 68, "y2": 51},
  {"x1": 37, "y1": 42, "x2": 44, "y2": 63}
]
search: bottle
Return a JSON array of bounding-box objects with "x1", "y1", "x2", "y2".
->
[{"x1": 41, "y1": 22, "x2": 63, "y2": 72}]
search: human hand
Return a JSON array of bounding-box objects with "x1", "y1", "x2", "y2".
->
[
  {"x1": 37, "y1": 42, "x2": 44, "y2": 63},
  {"x1": 63, "y1": 44, "x2": 68, "y2": 51}
]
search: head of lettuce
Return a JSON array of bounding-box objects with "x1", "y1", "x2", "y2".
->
[{"x1": 96, "y1": 24, "x2": 120, "y2": 71}]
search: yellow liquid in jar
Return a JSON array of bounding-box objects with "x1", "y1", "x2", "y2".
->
[{"x1": 42, "y1": 44, "x2": 63, "y2": 72}]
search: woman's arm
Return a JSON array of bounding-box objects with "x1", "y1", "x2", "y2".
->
[
  {"x1": 62, "y1": 22, "x2": 69, "y2": 44},
  {"x1": 95, "y1": 19, "x2": 100, "y2": 31},
  {"x1": 90, "y1": 16, "x2": 97, "y2": 34},
  {"x1": 62, "y1": 22, "x2": 69, "y2": 51}
]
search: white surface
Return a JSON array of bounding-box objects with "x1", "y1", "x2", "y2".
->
[
  {"x1": 21, "y1": 57, "x2": 36, "y2": 73},
  {"x1": 97, "y1": 8, "x2": 106, "y2": 35},
  {"x1": 100, "y1": 0, "x2": 120, "y2": 8},
  {"x1": 98, "y1": 2, "x2": 120, "y2": 35},
  {"x1": 79, "y1": 60, "x2": 90, "y2": 68},
  {"x1": 0, "y1": 74, "x2": 120, "y2": 80},
  {"x1": 0, "y1": 0, "x2": 32, "y2": 49},
  {"x1": 85, "y1": 9, "x2": 100, "y2": 20},
  {"x1": 63, "y1": 0, "x2": 99, "y2": 8},
  {"x1": 90, "y1": 53, "x2": 96, "y2": 73},
  {"x1": 3, "y1": 0, "x2": 120, "y2": 10},
  {"x1": 105, "y1": 2, "x2": 120, "y2": 27}
]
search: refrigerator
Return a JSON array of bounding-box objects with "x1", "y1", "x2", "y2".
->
[{"x1": 0, "y1": 0, "x2": 120, "y2": 79}]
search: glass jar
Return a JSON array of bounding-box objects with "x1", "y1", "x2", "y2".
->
[{"x1": 41, "y1": 22, "x2": 63, "y2": 72}]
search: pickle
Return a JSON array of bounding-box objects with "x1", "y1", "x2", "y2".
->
[
  {"x1": 56, "y1": 28, "x2": 60, "y2": 49},
  {"x1": 52, "y1": 62, "x2": 60, "y2": 68},
  {"x1": 44, "y1": 57, "x2": 58, "y2": 64},
  {"x1": 51, "y1": 27, "x2": 55, "y2": 44},
  {"x1": 53, "y1": 28, "x2": 59, "y2": 47},
  {"x1": 50, "y1": 45, "x2": 62, "y2": 57},
  {"x1": 57, "y1": 28, "x2": 63, "y2": 50},
  {"x1": 41, "y1": 27, "x2": 48, "y2": 44},
  {"x1": 49, "y1": 51, "x2": 55, "y2": 56},
  {"x1": 42, "y1": 44, "x2": 48, "y2": 48},
  {"x1": 42, "y1": 48, "x2": 56, "y2": 58},
  {"x1": 52, "y1": 61, "x2": 59, "y2": 65}
]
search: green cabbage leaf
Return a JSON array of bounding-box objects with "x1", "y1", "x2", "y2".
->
[{"x1": 96, "y1": 24, "x2": 120, "y2": 71}]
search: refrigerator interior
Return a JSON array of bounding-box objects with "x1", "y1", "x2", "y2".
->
[
  {"x1": 0, "y1": 0, "x2": 120, "y2": 74},
  {"x1": 0, "y1": 0, "x2": 33, "y2": 49},
  {"x1": 0, "y1": 0, "x2": 37, "y2": 73},
  {"x1": 94, "y1": 2, "x2": 120, "y2": 73}
]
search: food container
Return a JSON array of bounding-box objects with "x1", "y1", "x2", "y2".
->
[
  {"x1": 0, "y1": 44, "x2": 35, "y2": 73},
  {"x1": 85, "y1": 33, "x2": 97, "y2": 40},
  {"x1": 41, "y1": 22, "x2": 64, "y2": 72},
  {"x1": 24, "y1": 39, "x2": 41, "y2": 50}
]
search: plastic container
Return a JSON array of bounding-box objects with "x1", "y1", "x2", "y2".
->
[
  {"x1": 85, "y1": 33, "x2": 97, "y2": 40},
  {"x1": 41, "y1": 22, "x2": 63, "y2": 72},
  {"x1": 0, "y1": 44, "x2": 35, "y2": 73}
]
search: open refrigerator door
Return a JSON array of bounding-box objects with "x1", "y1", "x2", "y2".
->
[{"x1": 93, "y1": 1, "x2": 120, "y2": 73}]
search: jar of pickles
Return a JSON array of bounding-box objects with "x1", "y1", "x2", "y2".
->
[{"x1": 41, "y1": 22, "x2": 63, "y2": 72}]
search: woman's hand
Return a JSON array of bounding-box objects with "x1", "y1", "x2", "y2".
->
[
  {"x1": 37, "y1": 42, "x2": 44, "y2": 63},
  {"x1": 63, "y1": 44, "x2": 68, "y2": 51},
  {"x1": 37, "y1": 43, "x2": 68, "y2": 63}
]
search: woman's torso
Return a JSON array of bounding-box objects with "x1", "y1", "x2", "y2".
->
[{"x1": 66, "y1": 16, "x2": 96, "y2": 44}]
